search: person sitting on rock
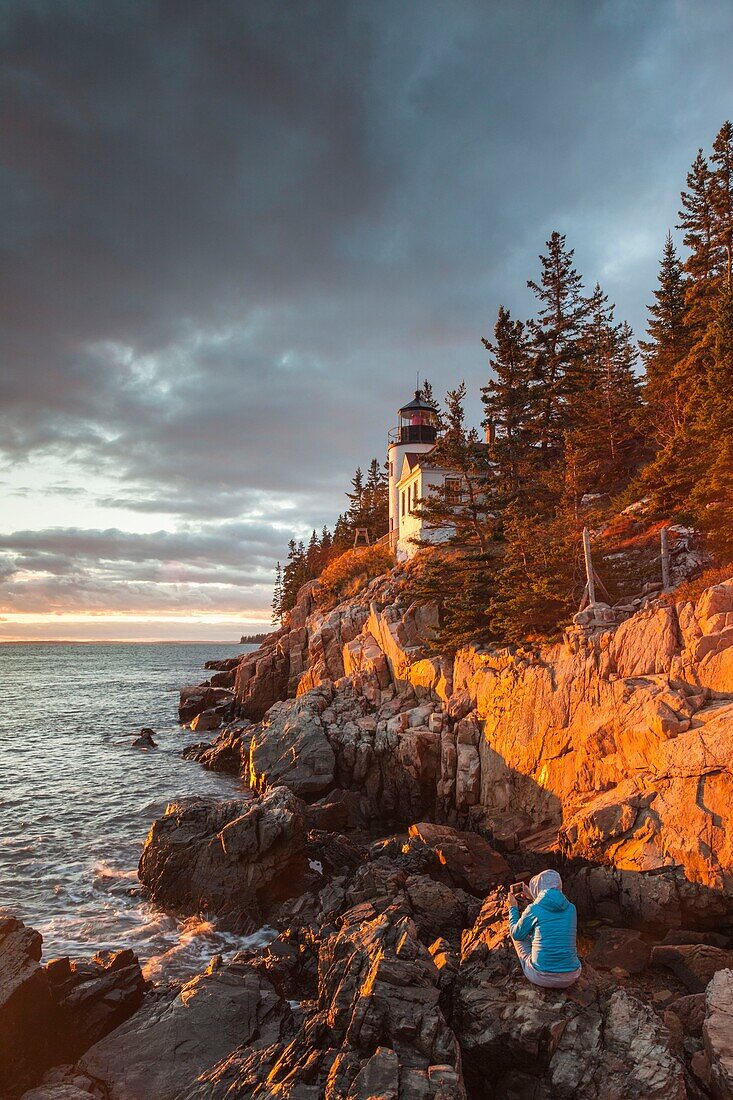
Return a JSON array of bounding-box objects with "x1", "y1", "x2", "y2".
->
[{"x1": 507, "y1": 869, "x2": 582, "y2": 989}]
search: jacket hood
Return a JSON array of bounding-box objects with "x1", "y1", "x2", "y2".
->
[
  {"x1": 529, "y1": 869, "x2": 562, "y2": 898},
  {"x1": 535, "y1": 888, "x2": 570, "y2": 912}
]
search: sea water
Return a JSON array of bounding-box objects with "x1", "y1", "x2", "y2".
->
[{"x1": 0, "y1": 642, "x2": 271, "y2": 981}]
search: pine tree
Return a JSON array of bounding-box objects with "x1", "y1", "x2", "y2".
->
[
  {"x1": 406, "y1": 544, "x2": 501, "y2": 654},
  {"x1": 363, "y1": 458, "x2": 388, "y2": 536},
  {"x1": 271, "y1": 561, "x2": 283, "y2": 624},
  {"x1": 481, "y1": 305, "x2": 534, "y2": 501},
  {"x1": 320, "y1": 525, "x2": 333, "y2": 565},
  {"x1": 489, "y1": 504, "x2": 583, "y2": 643},
  {"x1": 333, "y1": 513, "x2": 350, "y2": 550}
]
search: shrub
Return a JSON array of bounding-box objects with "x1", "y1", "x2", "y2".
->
[
  {"x1": 664, "y1": 562, "x2": 733, "y2": 605},
  {"x1": 315, "y1": 544, "x2": 394, "y2": 608}
]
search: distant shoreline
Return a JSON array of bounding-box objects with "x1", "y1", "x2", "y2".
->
[{"x1": 0, "y1": 639, "x2": 256, "y2": 646}]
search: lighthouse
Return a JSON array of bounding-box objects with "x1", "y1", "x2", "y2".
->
[{"x1": 387, "y1": 390, "x2": 439, "y2": 539}]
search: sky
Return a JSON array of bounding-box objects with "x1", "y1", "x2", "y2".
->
[{"x1": 2, "y1": 0, "x2": 733, "y2": 641}]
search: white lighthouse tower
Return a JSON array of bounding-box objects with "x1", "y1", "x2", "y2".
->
[{"x1": 387, "y1": 390, "x2": 440, "y2": 540}]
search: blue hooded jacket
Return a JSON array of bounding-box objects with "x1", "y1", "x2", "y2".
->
[{"x1": 509, "y1": 878, "x2": 580, "y2": 974}]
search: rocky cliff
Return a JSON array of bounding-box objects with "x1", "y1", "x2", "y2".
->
[{"x1": 183, "y1": 567, "x2": 733, "y2": 928}]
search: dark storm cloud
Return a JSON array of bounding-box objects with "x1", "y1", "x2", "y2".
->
[{"x1": 2, "y1": 0, "x2": 733, "y2": 614}]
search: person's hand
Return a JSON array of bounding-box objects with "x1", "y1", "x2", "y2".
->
[{"x1": 507, "y1": 889, "x2": 518, "y2": 908}]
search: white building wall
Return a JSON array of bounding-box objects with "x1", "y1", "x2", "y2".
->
[{"x1": 396, "y1": 465, "x2": 456, "y2": 561}]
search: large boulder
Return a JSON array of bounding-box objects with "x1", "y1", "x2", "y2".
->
[
  {"x1": 138, "y1": 787, "x2": 314, "y2": 928},
  {"x1": 0, "y1": 915, "x2": 56, "y2": 1095},
  {"x1": 249, "y1": 686, "x2": 336, "y2": 798},
  {"x1": 20, "y1": 1065, "x2": 107, "y2": 1099},
  {"x1": 704, "y1": 968, "x2": 733, "y2": 1099},
  {"x1": 47, "y1": 949, "x2": 146, "y2": 1058},
  {"x1": 407, "y1": 822, "x2": 510, "y2": 895},
  {"x1": 610, "y1": 604, "x2": 679, "y2": 678},
  {"x1": 565, "y1": 861, "x2": 733, "y2": 930},
  {"x1": 78, "y1": 961, "x2": 290, "y2": 1100},
  {"x1": 651, "y1": 943, "x2": 733, "y2": 993}
]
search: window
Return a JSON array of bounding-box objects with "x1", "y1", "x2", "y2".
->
[
  {"x1": 412, "y1": 482, "x2": 418, "y2": 509},
  {"x1": 444, "y1": 477, "x2": 461, "y2": 504},
  {"x1": 401, "y1": 491, "x2": 405, "y2": 517},
  {"x1": 389, "y1": 461, "x2": 393, "y2": 477}
]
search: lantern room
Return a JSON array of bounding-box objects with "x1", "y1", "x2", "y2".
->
[{"x1": 391, "y1": 391, "x2": 439, "y2": 446}]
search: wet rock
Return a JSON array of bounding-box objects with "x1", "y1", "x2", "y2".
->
[
  {"x1": 1, "y1": 918, "x2": 145, "y2": 1097},
  {"x1": 190, "y1": 709, "x2": 223, "y2": 733},
  {"x1": 209, "y1": 668, "x2": 235, "y2": 688},
  {"x1": 204, "y1": 656, "x2": 242, "y2": 672},
  {"x1": 132, "y1": 728, "x2": 157, "y2": 748},
  {"x1": 138, "y1": 787, "x2": 315, "y2": 928},
  {"x1": 48, "y1": 948, "x2": 146, "y2": 1058},
  {"x1": 78, "y1": 961, "x2": 290, "y2": 1100},
  {"x1": 651, "y1": 943, "x2": 733, "y2": 993},
  {"x1": 182, "y1": 721, "x2": 252, "y2": 775},
  {"x1": 0, "y1": 914, "x2": 56, "y2": 1095},
  {"x1": 407, "y1": 822, "x2": 510, "y2": 895},
  {"x1": 178, "y1": 685, "x2": 234, "y2": 725},
  {"x1": 704, "y1": 967, "x2": 733, "y2": 1099}
]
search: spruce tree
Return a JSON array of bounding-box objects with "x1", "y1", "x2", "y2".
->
[
  {"x1": 281, "y1": 539, "x2": 308, "y2": 613},
  {"x1": 679, "y1": 150, "x2": 716, "y2": 348},
  {"x1": 565, "y1": 295, "x2": 642, "y2": 503},
  {"x1": 320, "y1": 525, "x2": 333, "y2": 565},
  {"x1": 481, "y1": 306, "x2": 534, "y2": 501},
  {"x1": 306, "y1": 530, "x2": 320, "y2": 577},
  {"x1": 710, "y1": 121, "x2": 733, "y2": 290},
  {"x1": 526, "y1": 232, "x2": 599, "y2": 469},
  {"x1": 346, "y1": 467, "x2": 364, "y2": 533},
  {"x1": 640, "y1": 232, "x2": 689, "y2": 443},
  {"x1": 271, "y1": 562, "x2": 283, "y2": 624},
  {"x1": 688, "y1": 284, "x2": 733, "y2": 557},
  {"x1": 419, "y1": 377, "x2": 437, "y2": 409},
  {"x1": 489, "y1": 504, "x2": 582, "y2": 643}
]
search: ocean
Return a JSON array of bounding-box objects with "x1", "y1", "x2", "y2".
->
[{"x1": 0, "y1": 641, "x2": 271, "y2": 982}]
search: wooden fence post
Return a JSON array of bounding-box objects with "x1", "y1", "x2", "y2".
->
[{"x1": 583, "y1": 527, "x2": 596, "y2": 606}]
